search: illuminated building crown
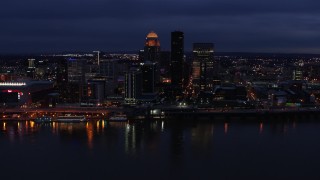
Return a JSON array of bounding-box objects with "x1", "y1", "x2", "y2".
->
[{"x1": 145, "y1": 31, "x2": 160, "y2": 47}]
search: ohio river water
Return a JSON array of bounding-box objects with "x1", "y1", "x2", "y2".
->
[{"x1": 1, "y1": 118, "x2": 320, "y2": 179}]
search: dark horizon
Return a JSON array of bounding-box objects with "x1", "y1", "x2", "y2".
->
[
  {"x1": 1, "y1": 0, "x2": 320, "y2": 54},
  {"x1": 2, "y1": 51, "x2": 320, "y2": 57}
]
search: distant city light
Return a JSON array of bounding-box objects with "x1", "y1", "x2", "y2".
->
[{"x1": 0, "y1": 82, "x2": 26, "y2": 86}]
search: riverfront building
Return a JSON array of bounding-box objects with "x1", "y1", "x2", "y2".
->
[
  {"x1": 144, "y1": 31, "x2": 161, "y2": 63},
  {"x1": 171, "y1": 31, "x2": 184, "y2": 88},
  {"x1": 192, "y1": 43, "x2": 214, "y2": 93},
  {"x1": 0, "y1": 81, "x2": 56, "y2": 108},
  {"x1": 125, "y1": 68, "x2": 142, "y2": 104}
]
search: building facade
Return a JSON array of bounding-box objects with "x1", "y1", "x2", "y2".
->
[
  {"x1": 141, "y1": 62, "x2": 157, "y2": 94},
  {"x1": 171, "y1": 31, "x2": 184, "y2": 87},
  {"x1": 67, "y1": 58, "x2": 86, "y2": 83},
  {"x1": 192, "y1": 43, "x2": 214, "y2": 93},
  {"x1": 144, "y1": 31, "x2": 160, "y2": 63},
  {"x1": 125, "y1": 69, "x2": 142, "y2": 104}
]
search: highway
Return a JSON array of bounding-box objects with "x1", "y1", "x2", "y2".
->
[
  {"x1": 0, "y1": 106, "x2": 126, "y2": 120},
  {"x1": 1, "y1": 105, "x2": 320, "y2": 121}
]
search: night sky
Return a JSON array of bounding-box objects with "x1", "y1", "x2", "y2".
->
[{"x1": 1, "y1": 0, "x2": 320, "y2": 54}]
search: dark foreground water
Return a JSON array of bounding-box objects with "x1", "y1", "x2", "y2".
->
[{"x1": 1, "y1": 118, "x2": 320, "y2": 179}]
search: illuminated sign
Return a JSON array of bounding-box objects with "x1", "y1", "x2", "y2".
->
[{"x1": 2, "y1": 90, "x2": 20, "y2": 93}]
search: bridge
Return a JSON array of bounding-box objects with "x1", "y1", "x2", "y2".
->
[{"x1": 0, "y1": 106, "x2": 125, "y2": 121}]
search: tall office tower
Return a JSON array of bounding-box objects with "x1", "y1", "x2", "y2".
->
[
  {"x1": 293, "y1": 60, "x2": 304, "y2": 81},
  {"x1": 100, "y1": 59, "x2": 117, "y2": 80},
  {"x1": 28, "y1": 59, "x2": 35, "y2": 68},
  {"x1": 144, "y1": 31, "x2": 160, "y2": 63},
  {"x1": 143, "y1": 31, "x2": 160, "y2": 89},
  {"x1": 141, "y1": 62, "x2": 157, "y2": 94},
  {"x1": 159, "y1": 51, "x2": 171, "y2": 79},
  {"x1": 67, "y1": 58, "x2": 87, "y2": 102},
  {"x1": 138, "y1": 50, "x2": 144, "y2": 62},
  {"x1": 27, "y1": 59, "x2": 36, "y2": 78},
  {"x1": 93, "y1": 51, "x2": 100, "y2": 65},
  {"x1": 125, "y1": 68, "x2": 142, "y2": 104},
  {"x1": 171, "y1": 31, "x2": 184, "y2": 87},
  {"x1": 192, "y1": 43, "x2": 214, "y2": 92},
  {"x1": 56, "y1": 58, "x2": 68, "y2": 82},
  {"x1": 87, "y1": 77, "x2": 106, "y2": 105},
  {"x1": 67, "y1": 59, "x2": 86, "y2": 83}
]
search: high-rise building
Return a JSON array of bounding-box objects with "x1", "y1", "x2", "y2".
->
[
  {"x1": 192, "y1": 43, "x2": 214, "y2": 92},
  {"x1": 143, "y1": 31, "x2": 160, "y2": 93},
  {"x1": 160, "y1": 51, "x2": 171, "y2": 72},
  {"x1": 67, "y1": 58, "x2": 86, "y2": 83},
  {"x1": 28, "y1": 59, "x2": 35, "y2": 68},
  {"x1": 67, "y1": 58, "x2": 86, "y2": 103},
  {"x1": 138, "y1": 50, "x2": 144, "y2": 62},
  {"x1": 171, "y1": 31, "x2": 184, "y2": 87},
  {"x1": 125, "y1": 68, "x2": 142, "y2": 104},
  {"x1": 144, "y1": 31, "x2": 160, "y2": 63},
  {"x1": 27, "y1": 59, "x2": 36, "y2": 79},
  {"x1": 293, "y1": 60, "x2": 304, "y2": 81},
  {"x1": 100, "y1": 59, "x2": 117, "y2": 80},
  {"x1": 141, "y1": 62, "x2": 157, "y2": 94},
  {"x1": 87, "y1": 77, "x2": 106, "y2": 105},
  {"x1": 93, "y1": 51, "x2": 100, "y2": 65}
]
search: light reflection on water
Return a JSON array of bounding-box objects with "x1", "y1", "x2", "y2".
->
[
  {"x1": 0, "y1": 119, "x2": 307, "y2": 148},
  {"x1": 0, "y1": 119, "x2": 320, "y2": 179}
]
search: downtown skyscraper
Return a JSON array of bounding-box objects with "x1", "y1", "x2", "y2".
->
[
  {"x1": 144, "y1": 31, "x2": 161, "y2": 63},
  {"x1": 171, "y1": 31, "x2": 184, "y2": 88},
  {"x1": 192, "y1": 43, "x2": 214, "y2": 93}
]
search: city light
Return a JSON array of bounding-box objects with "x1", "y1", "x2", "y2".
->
[{"x1": 0, "y1": 82, "x2": 26, "y2": 86}]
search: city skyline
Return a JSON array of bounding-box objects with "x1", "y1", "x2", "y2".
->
[{"x1": 1, "y1": 0, "x2": 320, "y2": 54}]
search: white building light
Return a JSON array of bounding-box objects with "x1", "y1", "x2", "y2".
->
[{"x1": 0, "y1": 82, "x2": 27, "y2": 86}]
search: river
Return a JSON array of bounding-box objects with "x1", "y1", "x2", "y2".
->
[{"x1": 0, "y1": 118, "x2": 320, "y2": 179}]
